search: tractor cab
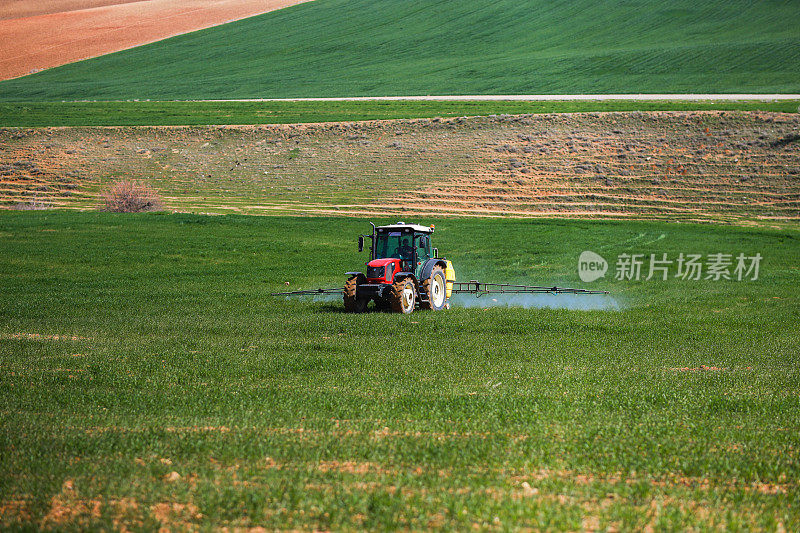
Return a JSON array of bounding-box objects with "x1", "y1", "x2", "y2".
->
[{"x1": 371, "y1": 222, "x2": 434, "y2": 278}]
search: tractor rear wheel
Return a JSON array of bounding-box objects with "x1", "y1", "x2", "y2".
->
[
  {"x1": 343, "y1": 275, "x2": 367, "y2": 313},
  {"x1": 390, "y1": 277, "x2": 416, "y2": 314},
  {"x1": 421, "y1": 266, "x2": 447, "y2": 311}
]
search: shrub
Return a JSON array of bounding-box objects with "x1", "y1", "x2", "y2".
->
[
  {"x1": 770, "y1": 133, "x2": 800, "y2": 148},
  {"x1": 101, "y1": 180, "x2": 163, "y2": 212}
]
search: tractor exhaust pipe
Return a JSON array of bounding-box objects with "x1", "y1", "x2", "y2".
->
[{"x1": 369, "y1": 222, "x2": 376, "y2": 260}]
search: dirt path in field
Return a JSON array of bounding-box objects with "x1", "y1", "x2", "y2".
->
[
  {"x1": 0, "y1": 0, "x2": 312, "y2": 80},
  {"x1": 1, "y1": 111, "x2": 798, "y2": 223}
]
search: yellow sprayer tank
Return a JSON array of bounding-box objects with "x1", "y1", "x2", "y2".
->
[{"x1": 445, "y1": 260, "x2": 456, "y2": 298}]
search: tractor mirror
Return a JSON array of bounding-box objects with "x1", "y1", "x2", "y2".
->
[{"x1": 358, "y1": 236, "x2": 364, "y2": 252}]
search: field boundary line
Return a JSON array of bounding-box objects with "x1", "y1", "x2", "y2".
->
[{"x1": 175, "y1": 94, "x2": 800, "y2": 103}]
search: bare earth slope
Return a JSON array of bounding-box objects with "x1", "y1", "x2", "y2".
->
[
  {"x1": 0, "y1": 0, "x2": 147, "y2": 20},
  {"x1": 0, "y1": 0, "x2": 312, "y2": 80},
  {"x1": 2, "y1": 111, "x2": 799, "y2": 223}
]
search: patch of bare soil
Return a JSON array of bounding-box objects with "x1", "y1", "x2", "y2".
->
[
  {"x1": 0, "y1": 1, "x2": 147, "y2": 20},
  {"x1": 40, "y1": 479, "x2": 103, "y2": 528},
  {"x1": 1, "y1": 111, "x2": 798, "y2": 222},
  {"x1": 150, "y1": 501, "x2": 202, "y2": 525},
  {"x1": 9, "y1": 477, "x2": 201, "y2": 529},
  {"x1": 316, "y1": 460, "x2": 380, "y2": 475},
  {"x1": 0, "y1": 0, "x2": 313, "y2": 80},
  {"x1": 668, "y1": 365, "x2": 726, "y2": 372},
  {"x1": 508, "y1": 468, "x2": 795, "y2": 495},
  {"x1": 0, "y1": 332, "x2": 91, "y2": 341},
  {"x1": 0, "y1": 498, "x2": 33, "y2": 526}
]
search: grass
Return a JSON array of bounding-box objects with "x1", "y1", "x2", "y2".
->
[
  {"x1": 0, "y1": 99, "x2": 798, "y2": 126},
  {"x1": 1, "y1": 0, "x2": 799, "y2": 101},
  {"x1": 1, "y1": 211, "x2": 798, "y2": 529}
]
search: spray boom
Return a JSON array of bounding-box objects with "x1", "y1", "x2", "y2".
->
[{"x1": 450, "y1": 281, "x2": 608, "y2": 297}]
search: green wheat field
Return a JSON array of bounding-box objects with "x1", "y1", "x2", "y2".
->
[
  {"x1": 1, "y1": 0, "x2": 798, "y2": 101},
  {"x1": 1, "y1": 213, "x2": 798, "y2": 529}
]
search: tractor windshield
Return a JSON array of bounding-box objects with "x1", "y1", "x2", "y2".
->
[{"x1": 375, "y1": 232, "x2": 413, "y2": 261}]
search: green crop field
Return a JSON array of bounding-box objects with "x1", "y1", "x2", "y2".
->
[
  {"x1": 1, "y1": 0, "x2": 799, "y2": 101},
  {"x1": 1, "y1": 211, "x2": 798, "y2": 530},
  {"x1": 1, "y1": 99, "x2": 798, "y2": 127}
]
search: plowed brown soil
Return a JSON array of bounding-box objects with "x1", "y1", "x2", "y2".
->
[
  {"x1": 0, "y1": 0, "x2": 312, "y2": 80},
  {"x1": 0, "y1": 1, "x2": 146, "y2": 20}
]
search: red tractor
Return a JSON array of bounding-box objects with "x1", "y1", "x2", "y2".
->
[{"x1": 344, "y1": 222, "x2": 455, "y2": 314}]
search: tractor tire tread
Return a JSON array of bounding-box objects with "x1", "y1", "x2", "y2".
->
[
  {"x1": 343, "y1": 275, "x2": 366, "y2": 312},
  {"x1": 420, "y1": 265, "x2": 446, "y2": 310},
  {"x1": 390, "y1": 277, "x2": 415, "y2": 314}
]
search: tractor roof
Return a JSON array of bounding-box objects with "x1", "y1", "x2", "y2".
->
[{"x1": 376, "y1": 222, "x2": 434, "y2": 233}]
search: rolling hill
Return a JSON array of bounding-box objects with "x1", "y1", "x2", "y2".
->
[
  {"x1": 4, "y1": 111, "x2": 799, "y2": 222},
  {"x1": 0, "y1": 0, "x2": 798, "y2": 101}
]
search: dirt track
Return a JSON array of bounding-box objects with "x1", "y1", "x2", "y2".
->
[
  {"x1": 0, "y1": 0, "x2": 312, "y2": 80},
  {"x1": 1, "y1": 111, "x2": 799, "y2": 223}
]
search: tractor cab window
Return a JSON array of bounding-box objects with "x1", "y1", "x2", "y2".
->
[
  {"x1": 416, "y1": 234, "x2": 431, "y2": 262},
  {"x1": 375, "y1": 231, "x2": 413, "y2": 261}
]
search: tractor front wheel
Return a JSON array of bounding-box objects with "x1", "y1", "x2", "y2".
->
[
  {"x1": 390, "y1": 277, "x2": 416, "y2": 314},
  {"x1": 421, "y1": 265, "x2": 448, "y2": 311},
  {"x1": 343, "y1": 275, "x2": 367, "y2": 313}
]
